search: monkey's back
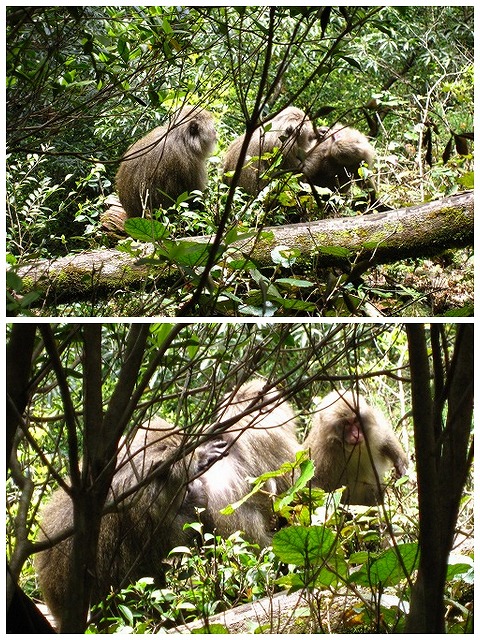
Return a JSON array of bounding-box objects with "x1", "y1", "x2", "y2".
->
[
  {"x1": 223, "y1": 107, "x2": 315, "y2": 195},
  {"x1": 116, "y1": 106, "x2": 216, "y2": 216},
  {"x1": 303, "y1": 124, "x2": 375, "y2": 192},
  {"x1": 35, "y1": 418, "x2": 194, "y2": 625},
  {"x1": 199, "y1": 379, "x2": 300, "y2": 546}
]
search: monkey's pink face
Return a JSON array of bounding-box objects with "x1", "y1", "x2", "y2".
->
[{"x1": 343, "y1": 416, "x2": 365, "y2": 446}]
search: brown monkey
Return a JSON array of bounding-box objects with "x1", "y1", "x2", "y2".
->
[
  {"x1": 199, "y1": 378, "x2": 301, "y2": 547},
  {"x1": 35, "y1": 417, "x2": 226, "y2": 626},
  {"x1": 304, "y1": 389, "x2": 407, "y2": 505},
  {"x1": 303, "y1": 123, "x2": 376, "y2": 199},
  {"x1": 223, "y1": 107, "x2": 317, "y2": 195},
  {"x1": 116, "y1": 105, "x2": 217, "y2": 217}
]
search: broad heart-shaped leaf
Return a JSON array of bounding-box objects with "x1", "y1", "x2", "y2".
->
[
  {"x1": 273, "y1": 525, "x2": 348, "y2": 588},
  {"x1": 159, "y1": 239, "x2": 222, "y2": 268},
  {"x1": 271, "y1": 245, "x2": 301, "y2": 267},
  {"x1": 124, "y1": 217, "x2": 169, "y2": 242},
  {"x1": 446, "y1": 554, "x2": 474, "y2": 583},
  {"x1": 350, "y1": 542, "x2": 419, "y2": 588},
  {"x1": 272, "y1": 525, "x2": 336, "y2": 566}
]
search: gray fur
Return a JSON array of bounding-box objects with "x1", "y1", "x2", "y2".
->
[
  {"x1": 116, "y1": 105, "x2": 217, "y2": 216},
  {"x1": 304, "y1": 389, "x2": 407, "y2": 505}
]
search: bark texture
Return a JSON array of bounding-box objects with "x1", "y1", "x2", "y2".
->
[{"x1": 14, "y1": 191, "x2": 473, "y2": 303}]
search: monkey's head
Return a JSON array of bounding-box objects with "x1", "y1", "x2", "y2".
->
[
  {"x1": 270, "y1": 107, "x2": 317, "y2": 156},
  {"x1": 312, "y1": 123, "x2": 375, "y2": 169},
  {"x1": 171, "y1": 105, "x2": 217, "y2": 158},
  {"x1": 316, "y1": 390, "x2": 373, "y2": 449}
]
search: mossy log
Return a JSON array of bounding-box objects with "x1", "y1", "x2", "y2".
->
[{"x1": 15, "y1": 191, "x2": 473, "y2": 302}]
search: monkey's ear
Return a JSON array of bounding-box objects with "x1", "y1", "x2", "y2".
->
[{"x1": 189, "y1": 121, "x2": 200, "y2": 137}]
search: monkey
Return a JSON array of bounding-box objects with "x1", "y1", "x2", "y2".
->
[
  {"x1": 222, "y1": 107, "x2": 317, "y2": 196},
  {"x1": 34, "y1": 417, "x2": 226, "y2": 627},
  {"x1": 115, "y1": 105, "x2": 217, "y2": 217},
  {"x1": 302, "y1": 123, "x2": 377, "y2": 205},
  {"x1": 304, "y1": 389, "x2": 408, "y2": 506},
  {"x1": 198, "y1": 378, "x2": 301, "y2": 547}
]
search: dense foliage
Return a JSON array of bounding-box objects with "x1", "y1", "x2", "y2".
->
[
  {"x1": 6, "y1": 7, "x2": 474, "y2": 315},
  {"x1": 7, "y1": 323, "x2": 473, "y2": 633}
]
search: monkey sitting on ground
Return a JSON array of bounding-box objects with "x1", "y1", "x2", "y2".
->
[
  {"x1": 115, "y1": 105, "x2": 217, "y2": 217},
  {"x1": 223, "y1": 107, "x2": 317, "y2": 196},
  {"x1": 35, "y1": 417, "x2": 226, "y2": 627},
  {"x1": 302, "y1": 123, "x2": 377, "y2": 206},
  {"x1": 199, "y1": 378, "x2": 301, "y2": 547},
  {"x1": 304, "y1": 389, "x2": 407, "y2": 505}
]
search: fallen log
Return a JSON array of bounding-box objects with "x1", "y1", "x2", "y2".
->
[
  {"x1": 168, "y1": 589, "x2": 313, "y2": 634},
  {"x1": 167, "y1": 586, "x2": 376, "y2": 634},
  {"x1": 14, "y1": 191, "x2": 473, "y2": 303}
]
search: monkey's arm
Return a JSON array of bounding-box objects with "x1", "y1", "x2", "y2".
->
[{"x1": 380, "y1": 438, "x2": 408, "y2": 478}]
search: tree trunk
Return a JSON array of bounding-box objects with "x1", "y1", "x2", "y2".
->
[
  {"x1": 404, "y1": 323, "x2": 474, "y2": 633},
  {"x1": 14, "y1": 191, "x2": 473, "y2": 304}
]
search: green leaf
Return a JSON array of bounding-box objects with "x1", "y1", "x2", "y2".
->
[
  {"x1": 228, "y1": 258, "x2": 258, "y2": 271},
  {"x1": 117, "y1": 604, "x2": 134, "y2": 625},
  {"x1": 273, "y1": 525, "x2": 348, "y2": 587},
  {"x1": 276, "y1": 278, "x2": 314, "y2": 288},
  {"x1": 150, "y1": 323, "x2": 175, "y2": 347},
  {"x1": 350, "y1": 542, "x2": 419, "y2": 587},
  {"x1": 276, "y1": 572, "x2": 308, "y2": 589},
  {"x1": 268, "y1": 297, "x2": 317, "y2": 312},
  {"x1": 124, "y1": 217, "x2": 169, "y2": 242},
  {"x1": 169, "y1": 545, "x2": 193, "y2": 556},
  {"x1": 117, "y1": 37, "x2": 130, "y2": 63},
  {"x1": 238, "y1": 302, "x2": 278, "y2": 317},
  {"x1": 318, "y1": 245, "x2": 352, "y2": 258},
  {"x1": 444, "y1": 305, "x2": 474, "y2": 317},
  {"x1": 457, "y1": 171, "x2": 474, "y2": 189},
  {"x1": 223, "y1": 226, "x2": 257, "y2": 245},
  {"x1": 6, "y1": 270, "x2": 23, "y2": 292},
  {"x1": 272, "y1": 525, "x2": 336, "y2": 566},
  {"x1": 446, "y1": 554, "x2": 474, "y2": 583},
  {"x1": 341, "y1": 55, "x2": 363, "y2": 71},
  {"x1": 275, "y1": 458, "x2": 315, "y2": 510},
  {"x1": 160, "y1": 240, "x2": 219, "y2": 267},
  {"x1": 271, "y1": 245, "x2": 301, "y2": 267},
  {"x1": 192, "y1": 624, "x2": 229, "y2": 634},
  {"x1": 162, "y1": 16, "x2": 174, "y2": 34}
]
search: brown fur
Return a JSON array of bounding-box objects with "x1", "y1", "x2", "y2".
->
[
  {"x1": 303, "y1": 123, "x2": 375, "y2": 195},
  {"x1": 304, "y1": 389, "x2": 407, "y2": 505},
  {"x1": 116, "y1": 105, "x2": 217, "y2": 216},
  {"x1": 199, "y1": 379, "x2": 301, "y2": 547},
  {"x1": 223, "y1": 107, "x2": 316, "y2": 195},
  {"x1": 35, "y1": 418, "x2": 222, "y2": 625}
]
